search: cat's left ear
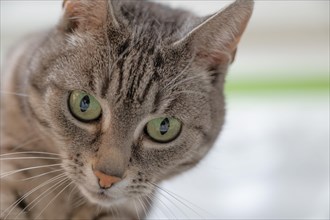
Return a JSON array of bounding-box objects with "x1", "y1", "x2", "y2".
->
[
  {"x1": 59, "y1": 0, "x2": 120, "y2": 33},
  {"x1": 175, "y1": 0, "x2": 254, "y2": 66}
]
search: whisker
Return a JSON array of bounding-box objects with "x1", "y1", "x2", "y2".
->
[
  {"x1": 96, "y1": 205, "x2": 101, "y2": 217},
  {"x1": 111, "y1": 203, "x2": 120, "y2": 218},
  {"x1": 67, "y1": 185, "x2": 78, "y2": 201},
  {"x1": 148, "y1": 190, "x2": 175, "y2": 219},
  {"x1": 0, "y1": 91, "x2": 29, "y2": 97},
  {"x1": 2, "y1": 173, "x2": 66, "y2": 220},
  {"x1": 100, "y1": 206, "x2": 104, "y2": 216},
  {"x1": 72, "y1": 196, "x2": 86, "y2": 209},
  {"x1": 0, "y1": 151, "x2": 62, "y2": 157},
  {"x1": 145, "y1": 192, "x2": 169, "y2": 219},
  {"x1": 35, "y1": 180, "x2": 73, "y2": 219},
  {"x1": 166, "y1": 74, "x2": 206, "y2": 93},
  {"x1": 150, "y1": 182, "x2": 204, "y2": 218},
  {"x1": 0, "y1": 157, "x2": 62, "y2": 161},
  {"x1": 133, "y1": 200, "x2": 141, "y2": 220},
  {"x1": 137, "y1": 197, "x2": 148, "y2": 219},
  {"x1": 152, "y1": 187, "x2": 184, "y2": 219},
  {"x1": 106, "y1": 206, "x2": 114, "y2": 218},
  {"x1": 1, "y1": 163, "x2": 62, "y2": 179},
  {"x1": 171, "y1": 90, "x2": 208, "y2": 98},
  {"x1": 73, "y1": 200, "x2": 86, "y2": 210},
  {"x1": 9, "y1": 137, "x2": 42, "y2": 152},
  {"x1": 15, "y1": 176, "x2": 69, "y2": 219},
  {"x1": 18, "y1": 169, "x2": 63, "y2": 181},
  {"x1": 158, "y1": 183, "x2": 213, "y2": 217},
  {"x1": 142, "y1": 194, "x2": 163, "y2": 219}
]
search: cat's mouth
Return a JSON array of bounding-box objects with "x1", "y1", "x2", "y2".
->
[
  {"x1": 80, "y1": 183, "x2": 144, "y2": 207},
  {"x1": 90, "y1": 190, "x2": 112, "y2": 200},
  {"x1": 79, "y1": 185, "x2": 119, "y2": 205}
]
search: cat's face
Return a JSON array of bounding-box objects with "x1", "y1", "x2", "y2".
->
[{"x1": 26, "y1": 0, "x2": 253, "y2": 206}]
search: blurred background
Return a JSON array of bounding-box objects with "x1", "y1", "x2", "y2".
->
[{"x1": 1, "y1": 0, "x2": 329, "y2": 219}]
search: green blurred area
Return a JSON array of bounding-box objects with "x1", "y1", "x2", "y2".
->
[{"x1": 225, "y1": 72, "x2": 329, "y2": 95}]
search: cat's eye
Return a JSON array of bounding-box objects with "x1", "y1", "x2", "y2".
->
[
  {"x1": 145, "y1": 117, "x2": 182, "y2": 143},
  {"x1": 68, "y1": 90, "x2": 102, "y2": 122}
]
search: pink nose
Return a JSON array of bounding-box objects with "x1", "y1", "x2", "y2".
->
[{"x1": 93, "y1": 170, "x2": 121, "y2": 189}]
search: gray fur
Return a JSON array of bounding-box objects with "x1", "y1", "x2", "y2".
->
[{"x1": 0, "y1": 0, "x2": 253, "y2": 219}]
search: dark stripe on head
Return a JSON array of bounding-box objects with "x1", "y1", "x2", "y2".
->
[
  {"x1": 100, "y1": 74, "x2": 110, "y2": 98},
  {"x1": 135, "y1": 62, "x2": 148, "y2": 104},
  {"x1": 151, "y1": 90, "x2": 161, "y2": 113},
  {"x1": 117, "y1": 39, "x2": 130, "y2": 56},
  {"x1": 126, "y1": 53, "x2": 145, "y2": 100},
  {"x1": 153, "y1": 51, "x2": 164, "y2": 68},
  {"x1": 115, "y1": 59, "x2": 124, "y2": 96},
  {"x1": 88, "y1": 73, "x2": 96, "y2": 93},
  {"x1": 126, "y1": 67, "x2": 137, "y2": 100},
  {"x1": 148, "y1": 45, "x2": 155, "y2": 55},
  {"x1": 138, "y1": 76, "x2": 153, "y2": 103}
]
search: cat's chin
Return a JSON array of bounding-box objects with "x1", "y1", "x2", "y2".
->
[{"x1": 79, "y1": 185, "x2": 125, "y2": 207}]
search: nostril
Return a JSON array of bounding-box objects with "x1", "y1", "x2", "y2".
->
[
  {"x1": 99, "y1": 185, "x2": 109, "y2": 190},
  {"x1": 93, "y1": 170, "x2": 121, "y2": 189},
  {"x1": 97, "y1": 178, "x2": 111, "y2": 190}
]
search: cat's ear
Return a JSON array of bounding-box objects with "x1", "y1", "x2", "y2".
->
[
  {"x1": 59, "y1": 0, "x2": 120, "y2": 33},
  {"x1": 175, "y1": 0, "x2": 254, "y2": 66}
]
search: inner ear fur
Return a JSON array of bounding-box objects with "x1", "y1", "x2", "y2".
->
[{"x1": 59, "y1": 0, "x2": 119, "y2": 33}]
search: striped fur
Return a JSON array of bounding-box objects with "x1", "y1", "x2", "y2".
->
[{"x1": 0, "y1": 0, "x2": 253, "y2": 219}]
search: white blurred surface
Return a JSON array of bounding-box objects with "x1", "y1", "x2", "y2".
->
[
  {"x1": 147, "y1": 94, "x2": 329, "y2": 219},
  {"x1": 1, "y1": 1, "x2": 329, "y2": 219}
]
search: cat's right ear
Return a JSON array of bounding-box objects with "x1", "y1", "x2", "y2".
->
[
  {"x1": 174, "y1": 0, "x2": 254, "y2": 67},
  {"x1": 58, "y1": 0, "x2": 120, "y2": 33}
]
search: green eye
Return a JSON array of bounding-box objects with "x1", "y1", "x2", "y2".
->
[
  {"x1": 145, "y1": 117, "x2": 182, "y2": 143},
  {"x1": 69, "y1": 90, "x2": 102, "y2": 122}
]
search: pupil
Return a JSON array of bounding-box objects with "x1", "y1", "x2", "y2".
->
[
  {"x1": 80, "y1": 95, "x2": 90, "y2": 112},
  {"x1": 160, "y1": 118, "x2": 170, "y2": 135}
]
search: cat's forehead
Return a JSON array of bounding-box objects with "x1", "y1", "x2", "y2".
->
[
  {"x1": 57, "y1": 35, "x2": 179, "y2": 100},
  {"x1": 63, "y1": 31, "x2": 190, "y2": 86}
]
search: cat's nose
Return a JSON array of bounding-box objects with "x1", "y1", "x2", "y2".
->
[{"x1": 93, "y1": 170, "x2": 122, "y2": 189}]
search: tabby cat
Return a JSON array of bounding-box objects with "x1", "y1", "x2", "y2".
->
[{"x1": 0, "y1": 0, "x2": 254, "y2": 219}]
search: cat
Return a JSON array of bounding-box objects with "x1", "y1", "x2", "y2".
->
[{"x1": 0, "y1": 0, "x2": 254, "y2": 219}]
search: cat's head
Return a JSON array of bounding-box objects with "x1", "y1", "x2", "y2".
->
[{"x1": 26, "y1": 0, "x2": 253, "y2": 206}]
